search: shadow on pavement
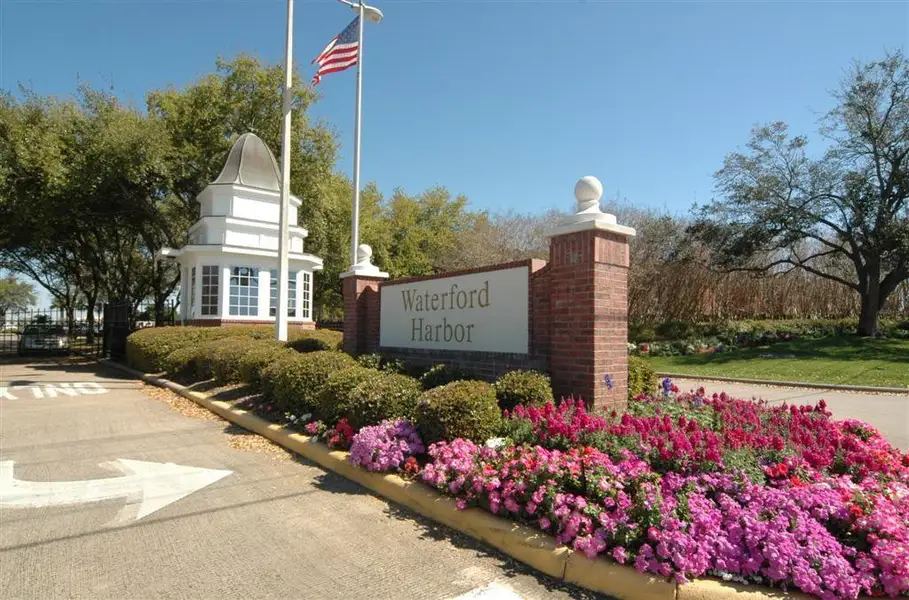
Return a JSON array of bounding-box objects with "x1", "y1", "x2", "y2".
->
[
  {"x1": 0, "y1": 487, "x2": 324, "y2": 552},
  {"x1": 381, "y1": 503, "x2": 606, "y2": 599},
  {"x1": 0, "y1": 358, "x2": 137, "y2": 382}
]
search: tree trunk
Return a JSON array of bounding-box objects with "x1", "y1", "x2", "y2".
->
[
  {"x1": 858, "y1": 278, "x2": 881, "y2": 337},
  {"x1": 65, "y1": 306, "x2": 76, "y2": 338},
  {"x1": 154, "y1": 296, "x2": 165, "y2": 327},
  {"x1": 85, "y1": 293, "x2": 97, "y2": 344}
]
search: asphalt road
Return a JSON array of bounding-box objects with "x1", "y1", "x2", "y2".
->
[{"x1": 0, "y1": 359, "x2": 603, "y2": 600}]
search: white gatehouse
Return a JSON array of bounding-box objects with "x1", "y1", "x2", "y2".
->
[{"x1": 159, "y1": 133, "x2": 323, "y2": 327}]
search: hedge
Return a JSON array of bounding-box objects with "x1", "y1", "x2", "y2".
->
[
  {"x1": 494, "y1": 370, "x2": 553, "y2": 412},
  {"x1": 161, "y1": 338, "x2": 228, "y2": 382},
  {"x1": 344, "y1": 372, "x2": 423, "y2": 431},
  {"x1": 259, "y1": 353, "x2": 306, "y2": 401},
  {"x1": 127, "y1": 327, "x2": 219, "y2": 373},
  {"x1": 238, "y1": 344, "x2": 298, "y2": 388},
  {"x1": 629, "y1": 317, "x2": 909, "y2": 348},
  {"x1": 260, "y1": 351, "x2": 357, "y2": 414},
  {"x1": 211, "y1": 338, "x2": 284, "y2": 385},
  {"x1": 416, "y1": 380, "x2": 501, "y2": 445},
  {"x1": 126, "y1": 325, "x2": 287, "y2": 373},
  {"x1": 286, "y1": 329, "x2": 343, "y2": 353},
  {"x1": 419, "y1": 363, "x2": 476, "y2": 390},
  {"x1": 316, "y1": 366, "x2": 377, "y2": 423}
]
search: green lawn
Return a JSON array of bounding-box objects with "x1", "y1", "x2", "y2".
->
[{"x1": 642, "y1": 336, "x2": 909, "y2": 388}]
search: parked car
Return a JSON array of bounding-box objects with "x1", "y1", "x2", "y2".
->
[
  {"x1": 18, "y1": 324, "x2": 70, "y2": 356},
  {"x1": 74, "y1": 322, "x2": 102, "y2": 337}
]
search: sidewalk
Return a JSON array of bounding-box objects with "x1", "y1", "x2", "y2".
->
[{"x1": 674, "y1": 378, "x2": 909, "y2": 450}]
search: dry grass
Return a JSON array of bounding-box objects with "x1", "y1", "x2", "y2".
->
[
  {"x1": 224, "y1": 424, "x2": 296, "y2": 460},
  {"x1": 140, "y1": 382, "x2": 223, "y2": 421},
  {"x1": 139, "y1": 382, "x2": 293, "y2": 461}
]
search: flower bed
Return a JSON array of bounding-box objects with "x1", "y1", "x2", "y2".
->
[
  {"x1": 341, "y1": 389, "x2": 909, "y2": 599},
  {"x1": 128, "y1": 327, "x2": 907, "y2": 598}
]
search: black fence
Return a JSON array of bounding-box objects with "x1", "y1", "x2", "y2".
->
[
  {"x1": 0, "y1": 308, "x2": 104, "y2": 358},
  {"x1": 0, "y1": 299, "x2": 177, "y2": 361},
  {"x1": 103, "y1": 299, "x2": 177, "y2": 362},
  {"x1": 316, "y1": 320, "x2": 345, "y2": 331}
]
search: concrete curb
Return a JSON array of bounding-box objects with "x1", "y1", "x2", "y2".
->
[
  {"x1": 106, "y1": 359, "x2": 809, "y2": 600},
  {"x1": 655, "y1": 372, "x2": 909, "y2": 395}
]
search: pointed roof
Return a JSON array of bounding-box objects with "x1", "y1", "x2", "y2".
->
[{"x1": 211, "y1": 133, "x2": 282, "y2": 192}]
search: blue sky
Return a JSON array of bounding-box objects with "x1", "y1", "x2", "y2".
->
[{"x1": 3, "y1": 0, "x2": 907, "y2": 218}]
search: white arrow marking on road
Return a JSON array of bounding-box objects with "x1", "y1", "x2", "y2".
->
[
  {"x1": 450, "y1": 583, "x2": 524, "y2": 600},
  {"x1": 0, "y1": 459, "x2": 232, "y2": 525}
]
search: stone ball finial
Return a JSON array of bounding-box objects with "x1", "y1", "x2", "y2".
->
[
  {"x1": 356, "y1": 243, "x2": 373, "y2": 264},
  {"x1": 574, "y1": 176, "x2": 603, "y2": 214}
]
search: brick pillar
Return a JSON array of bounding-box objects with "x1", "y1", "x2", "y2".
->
[
  {"x1": 547, "y1": 177, "x2": 635, "y2": 412},
  {"x1": 341, "y1": 244, "x2": 389, "y2": 357},
  {"x1": 342, "y1": 276, "x2": 383, "y2": 356}
]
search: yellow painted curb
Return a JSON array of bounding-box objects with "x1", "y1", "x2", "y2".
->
[
  {"x1": 677, "y1": 578, "x2": 813, "y2": 600},
  {"x1": 109, "y1": 362, "x2": 810, "y2": 600},
  {"x1": 565, "y1": 552, "x2": 676, "y2": 600}
]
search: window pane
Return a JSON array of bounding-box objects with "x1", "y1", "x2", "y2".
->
[{"x1": 229, "y1": 266, "x2": 258, "y2": 317}]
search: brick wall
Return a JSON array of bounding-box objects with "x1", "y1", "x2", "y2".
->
[
  {"x1": 343, "y1": 276, "x2": 383, "y2": 356},
  {"x1": 378, "y1": 347, "x2": 547, "y2": 380},
  {"x1": 342, "y1": 228, "x2": 631, "y2": 410}
]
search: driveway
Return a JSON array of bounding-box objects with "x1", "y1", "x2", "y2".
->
[
  {"x1": 0, "y1": 359, "x2": 601, "y2": 600},
  {"x1": 674, "y1": 378, "x2": 909, "y2": 450}
]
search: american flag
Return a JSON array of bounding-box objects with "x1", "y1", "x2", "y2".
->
[{"x1": 311, "y1": 17, "x2": 360, "y2": 86}]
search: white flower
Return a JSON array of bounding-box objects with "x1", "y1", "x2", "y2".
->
[
  {"x1": 484, "y1": 437, "x2": 507, "y2": 449},
  {"x1": 300, "y1": 413, "x2": 312, "y2": 422}
]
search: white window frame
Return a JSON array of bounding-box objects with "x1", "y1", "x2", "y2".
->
[
  {"x1": 301, "y1": 271, "x2": 312, "y2": 320},
  {"x1": 269, "y1": 270, "x2": 297, "y2": 318},
  {"x1": 201, "y1": 265, "x2": 219, "y2": 316},
  {"x1": 229, "y1": 266, "x2": 259, "y2": 317},
  {"x1": 189, "y1": 267, "x2": 196, "y2": 316}
]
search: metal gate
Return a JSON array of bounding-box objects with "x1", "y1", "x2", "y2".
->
[
  {"x1": 0, "y1": 308, "x2": 104, "y2": 359},
  {"x1": 102, "y1": 300, "x2": 177, "y2": 362}
]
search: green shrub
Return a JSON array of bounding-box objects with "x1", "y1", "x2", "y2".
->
[
  {"x1": 261, "y1": 351, "x2": 357, "y2": 414},
  {"x1": 654, "y1": 320, "x2": 696, "y2": 341},
  {"x1": 126, "y1": 327, "x2": 213, "y2": 372},
  {"x1": 416, "y1": 380, "x2": 501, "y2": 445},
  {"x1": 494, "y1": 370, "x2": 553, "y2": 411},
  {"x1": 238, "y1": 344, "x2": 297, "y2": 388},
  {"x1": 628, "y1": 356, "x2": 657, "y2": 399},
  {"x1": 344, "y1": 373, "x2": 423, "y2": 430},
  {"x1": 316, "y1": 366, "x2": 378, "y2": 423},
  {"x1": 126, "y1": 325, "x2": 280, "y2": 373},
  {"x1": 419, "y1": 363, "x2": 476, "y2": 390},
  {"x1": 356, "y1": 353, "x2": 382, "y2": 370},
  {"x1": 356, "y1": 353, "x2": 407, "y2": 374},
  {"x1": 162, "y1": 339, "x2": 225, "y2": 382},
  {"x1": 211, "y1": 338, "x2": 280, "y2": 385},
  {"x1": 259, "y1": 353, "x2": 306, "y2": 401},
  {"x1": 628, "y1": 318, "x2": 909, "y2": 347},
  {"x1": 286, "y1": 330, "x2": 343, "y2": 353}
]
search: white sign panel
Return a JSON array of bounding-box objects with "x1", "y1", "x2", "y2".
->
[{"x1": 380, "y1": 266, "x2": 529, "y2": 354}]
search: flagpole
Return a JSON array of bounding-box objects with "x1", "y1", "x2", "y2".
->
[
  {"x1": 350, "y1": 2, "x2": 366, "y2": 268},
  {"x1": 276, "y1": 0, "x2": 294, "y2": 342}
]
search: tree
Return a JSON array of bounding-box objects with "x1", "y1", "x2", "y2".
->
[
  {"x1": 147, "y1": 55, "x2": 338, "y2": 315},
  {"x1": 691, "y1": 51, "x2": 909, "y2": 335},
  {"x1": 0, "y1": 276, "x2": 37, "y2": 322},
  {"x1": 0, "y1": 86, "x2": 174, "y2": 331}
]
